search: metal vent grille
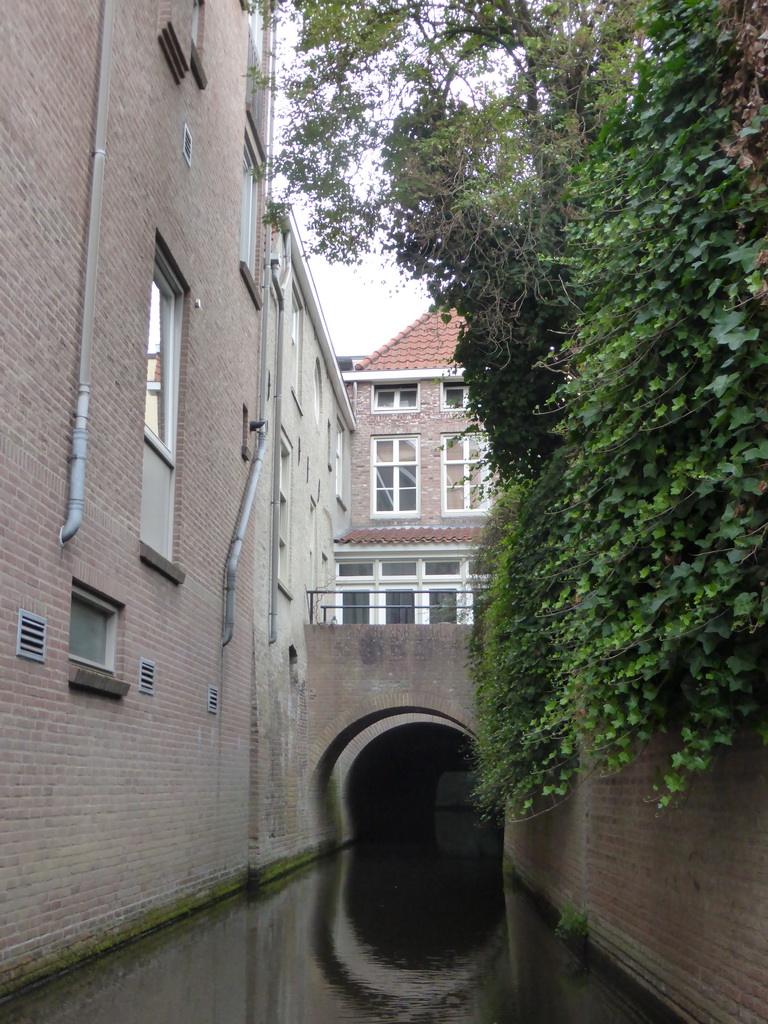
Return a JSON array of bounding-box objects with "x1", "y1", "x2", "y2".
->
[
  {"x1": 182, "y1": 123, "x2": 192, "y2": 166},
  {"x1": 138, "y1": 658, "x2": 156, "y2": 696},
  {"x1": 16, "y1": 610, "x2": 46, "y2": 663},
  {"x1": 207, "y1": 685, "x2": 219, "y2": 714}
]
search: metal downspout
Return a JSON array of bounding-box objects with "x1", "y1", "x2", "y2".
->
[
  {"x1": 221, "y1": 426, "x2": 268, "y2": 646},
  {"x1": 268, "y1": 230, "x2": 291, "y2": 644},
  {"x1": 220, "y1": 5, "x2": 279, "y2": 648},
  {"x1": 60, "y1": 0, "x2": 117, "y2": 544}
]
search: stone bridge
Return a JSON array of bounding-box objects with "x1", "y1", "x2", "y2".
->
[{"x1": 303, "y1": 623, "x2": 494, "y2": 852}]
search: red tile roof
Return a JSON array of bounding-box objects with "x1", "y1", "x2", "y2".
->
[
  {"x1": 336, "y1": 525, "x2": 482, "y2": 544},
  {"x1": 354, "y1": 312, "x2": 463, "y2": 371}
]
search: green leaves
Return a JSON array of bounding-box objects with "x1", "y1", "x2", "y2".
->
[{"x1": 470, "y1": 0, "x2": 768, "y2": 817}]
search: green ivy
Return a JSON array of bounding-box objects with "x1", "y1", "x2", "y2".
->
[{"x1": 472, "y1": 0, "x2": 768, "y2": 814}]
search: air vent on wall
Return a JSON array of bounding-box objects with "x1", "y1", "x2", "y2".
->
[
  {"x1": 16, "y1": 610, "x2": 46, "y2": 663},
  {"x1": 138, "y1": 658, "x2": 156, "y2": 696},
  {"x1": 207, "y1": 685, "x2": 219, "y2": 714},
  {"x1": 182, "y1": 123, "x2": 192, "y2": 166}
]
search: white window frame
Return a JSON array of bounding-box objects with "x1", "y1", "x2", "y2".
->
[
  {"x1": 335, "y1": 421, "x2": 345, "y2": 500},
  {"x1": 141, "y1": 250, "x2": 184, "y2": 558},
  {"x1": 441, "y1": 433, "x2": 490, "y2": 516},
  {"x1": 240, "y1": 140, "x2": 258, "y2": 274},
  {"x1": 291, "y1": 291, "x2": 302, "y2": 396},
  {"x1": 278, "y1": 438, "x2": 291, "y2": 583},
  {"x1": 441, "y1": 382, "x2": 468, "y2": 411},
  {"x1": 144, "y1": 256, "x2": 182, "y2": 462},
  {"x1": 372, "y1": 436, "x2": 419, "y2": 517},
  {"x1": 313, "y1": 359, "x2": 322, "y2": 423},
  {"x1": 248, "y1": 2, "x2": 264, "y2": 69},
  {"x1": 68, "y1": 587, "x2": 118, "y2": 673},
  {"x1": 373, "y1": 384, "x2": 419, "y2": 413}
]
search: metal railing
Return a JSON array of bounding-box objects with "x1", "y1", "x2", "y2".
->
[{"x1": 307, "y1": 589, "x2": 475, "y2": 626}]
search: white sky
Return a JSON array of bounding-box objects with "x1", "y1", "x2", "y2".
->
[{"x1": 296, "y1": 239, "x2": 432, "y2": 360}]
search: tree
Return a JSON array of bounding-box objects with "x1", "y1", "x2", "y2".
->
[{"x1": 274, "y1": 0, "x2": 642, "y2": 475}]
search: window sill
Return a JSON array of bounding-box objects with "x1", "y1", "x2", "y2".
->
[
  {"x1": 190, "y1": 42, "x2": 208, "y2": 89},
  {"x1": 278, "y1": 580, "x2": 294, "y2": 601},
  {"x1": 69, "y1": 666, "x2": 130, "y2": 699},
  {"x1": 291, "y1": 388, "x2": 304, "y2": 415},
  {"x1": 240, "y1": 261, "x2": 262, "y2": 310},
  {"x1": 140, "y1": 542, "x2": 187, "y2": 585},
  {"x1": 336, "y1": 495, "x2": 347, "y2": 511}
]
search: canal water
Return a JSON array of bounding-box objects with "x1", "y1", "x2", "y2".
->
[{"x1": 0, "y1": 846, "x2": 664, "y2": 1024}]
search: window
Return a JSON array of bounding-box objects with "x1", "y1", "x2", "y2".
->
[
  {"x1": 291, "y1": 293, "x2": 302, "y2": 396},
  {"x1": 374, "y1": 385, "x2": 418, "y2": 412},
  {"x1": 69, "y1": 588, "x2": 118, "y2": 672},
  {"x1": 313, "y1": 359, "x2": 322, "y2": 423},
  {"x1": 342, "y1": 592, "x2": 369, "y2": 625},
  {"x1": 278, "y1": 440, "x2": 291, "y2": 582},
  {"x1": 442, "y1": 434, "x2": 489, "y2": 515},
  {"x1": 381, "y1": 561, "x2": 417, "y2": 577},
  {"x1": 373, "y1": 437, "x2": 418, "y2": 514},
  {"x1": 429, "y1": 591, "x2": 458, "y2": 624},
  {"x1": 240, "y1": 141, "x2": 258, "y2": 275},
  {"x1": 424, "y1": 560, "x2": 462, "y2": 576},
  {"x1": 442, "y1": 383, "x2": 468, "y2": 410},
  {"x1": 141, "y1": 251, "x2": 184, "y2": 558},
  {"x1": 190, "y1": 0, "x2": 207, "y2": 88},
  {"x1": 335, "y1": 421, "x2": 345, "y2": 499},
  {"x1": 338, "y1": 562, "x2": 374, "y2": 577},
  {"x1": 385, "y1": 591, "x2": 415, "y2": 624}
]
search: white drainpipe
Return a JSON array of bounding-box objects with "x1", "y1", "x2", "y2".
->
[{"x1": 60, "y1": 0, "x2": 117, "y2": 544}]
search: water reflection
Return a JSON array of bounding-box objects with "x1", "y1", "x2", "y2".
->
[{"x1": 0, "y1": 848, "x2": 667, "y2": 1024}]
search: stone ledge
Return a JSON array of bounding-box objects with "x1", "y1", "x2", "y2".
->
[
  {"x1": 139, "y1": 543, "x2": 186, "y2": 585},
  {"x1": 69, "y1": 667, "x2": 130, "y2": 699}
]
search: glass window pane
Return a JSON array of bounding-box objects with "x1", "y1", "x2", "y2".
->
[
  {"x1": 444, "y1": 386, "x2": 465, "y2": 408},
  {"x1": 342, "y1": 592, "x2": 369, "y2": 624},
  {"x1": 338, "y1": 562, "x2": 374, "y2": 577},
  {"x1": 425, "y1": 561, "x2": 461, "y2": 576},
  {"x1": 145, "y1": 281, "x2": 164, "y2": 440},
  {"x1": 386, "y1": 591, "x2": 414, "y2": 624},
  {"x1": 429, "y1": 591, "x2": 457, "y2": 624},
  {"x1": 399, "y1": 388, "x2": 417, "y2": 407},
  {"x1": 399, "y1": 487, "x2": 417, "y2": 511},
  {"x1": 69, "y1": 596, "x2": 108, "y2": 666},
  {"x1": 399, "y1": 439, "x2": 416, "y2": 462},
  {"x1": 445, "y1": 437, "x2": 462, "y2": 461},
  {"x1": 375, "y1": 466, "x2": 395, "y2": 511},
  {"x1": 446, "y1": 488, "x2": 465, "y2": 510},
  {"x1": 381, "y1": 562, "x2": 417, "y2": 577},
  {"x1": 376, "y1": 389, "x2": 395, "y2": 408},
  {"x1": 447, "y1": 464, "x2": 465, "y2": 486},
  {"x1": 376, "y1": 440, "x2": 394, "y2": 463}
]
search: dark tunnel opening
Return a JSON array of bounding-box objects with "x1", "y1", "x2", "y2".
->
[{"x1": 346, "y1": 722, "x2": 502, "y2": 855}]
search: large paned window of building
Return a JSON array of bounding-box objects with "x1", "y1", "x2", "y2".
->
[
  {"x1": 141, "y1": 251, "x2": 183, "y2": 558},
  {"x1": 278, "y1": 439, "x2": 291, "y2": 583},
  {"x1": 333, "y1": 557, "x2": 474, "y2": 625},
  {"x1": 240, "y1": 140, "x2": 258, "y2": 275},
  {"x1": 373, "y1": 436, "x2": 418, "y2": 515},
  {"x1": 373, "y1": 384, "x2": 418, "y2": 412},
  {"x1": 442, "y1": 434, "x2": 489, "y2": 515},
  {"x1": 335, "y1": 420, "x2": 345, "y2": 500},
  {"x1": 291, "y1": 292, "x2": 302, "y2": 396}
]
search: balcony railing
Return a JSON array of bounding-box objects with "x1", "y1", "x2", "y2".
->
[{"x1": 307, "y1": 590, "x2": 475, "y2": 626}]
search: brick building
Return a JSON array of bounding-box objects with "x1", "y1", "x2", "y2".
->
[
  {"x1": 0, "y1": 0, "x2": 353, "y2": 994},
  {"x1": 327, "y1": 312, "x2": 489, "y2": 628}
]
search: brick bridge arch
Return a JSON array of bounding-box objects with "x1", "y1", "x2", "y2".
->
[{"x1": 304, "y1": 624, "x2": 476, "y2": 846}]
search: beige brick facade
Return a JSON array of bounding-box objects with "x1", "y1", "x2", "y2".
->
[{"x1": 0, "y1": 0, "x2": 352, "y2": 994}]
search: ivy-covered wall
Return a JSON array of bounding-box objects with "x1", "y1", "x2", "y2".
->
[{"x1": 472, "y1": 0, "x2": 768, "y2": 815}]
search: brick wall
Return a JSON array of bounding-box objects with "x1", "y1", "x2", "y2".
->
[
  {"x1": 347, "y1": 378, "x2": 481, "y2": 526},
  {"x1": 505, "y1": 732, "x2": 768, "y2": 1024},
  {"x1": 0, "y1": 0, "x2": 334, "y2": 994}
]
